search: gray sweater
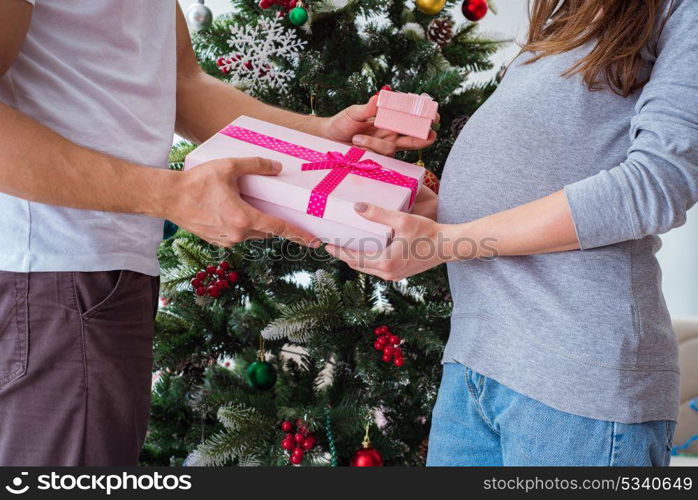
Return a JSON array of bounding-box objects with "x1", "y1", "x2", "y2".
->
[{"x1": 438, "y1": 0, "x2": 697, "y2": 423}]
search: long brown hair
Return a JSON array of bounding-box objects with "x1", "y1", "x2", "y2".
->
[{"x1": 521, "y1": 0, "x2": 671, "y2": 97}]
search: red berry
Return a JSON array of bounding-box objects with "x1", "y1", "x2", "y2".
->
[
  {"x1": 389, "y1": 335, "x2": 400, "y2": 345},
  {"x1": 393, "y1": 348, "x2": 403, "y2": 358},
  {"x1": 292, "y1": 447, "x2": 304, "y2": 457},
  {"x1": 207, "y1": 286, "x2": 220, "y2": 298},
  {"x1": 302, "y1": 436, "x2": 316, "y2": 450},
  {"x1": 220, "y1": 261, "x2": 230, "y2": 270},
  {"x1": 195, "y1": 287, "x2": 206, "y2": 296},
  {"x1": 383, "y1": 346, "x2": 394, "y2": 356},
  {"x1": 281, "y1": 438, "x2": 294, "y2": 451},
  {"x1": 290, "y1": 454, "x2": 302, "y2": 465},
  {"x1": 191, "y1": 278, "x2": 202, "y2": 288},
  {"x1": 394, "y1": 357, "x2": 404, "y2": 367},
  {"x1": 374, "y1": 340, "x2": 384, "y2": 351},
  {"x1": 196, "y1": 271, "x2": 207, "y2": 281},
  {"x1": 294, "y1": 432, "x2": 304, "y2": 443},
  {"x1": 216, "y1": 268, "x2": 226, "y2": 278},
  {"x1": 382, "y1": 352, "x2": 392, "y2": 363},
  {"x1": 216, "y1": 279, "x2": 229, "y2": 290},
  {"x1": 281, "y1": 421, "x2": 294, "y2": 432},
  {"x1": 206, "y1": 265, "x2": 217, "y2": 275},
  {"x1": 375, "y1": 325, "x2": 389, "y2": 335},
  {"x1": 227, "y1": 271, "x2": 239, "y2": 283}
]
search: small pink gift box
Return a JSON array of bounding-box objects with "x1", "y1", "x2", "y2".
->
[
  {"x1": 374, "y1": 90, "x2": 438, "y2": 140},
  {"x1": 184, "y1": 116, "x2": 425, "y2": 251}
]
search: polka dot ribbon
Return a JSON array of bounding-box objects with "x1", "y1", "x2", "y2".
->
[{"x1": 220, "y1": 125, "x2": 419, "y2": 218}]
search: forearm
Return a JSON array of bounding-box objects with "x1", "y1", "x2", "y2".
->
[
  {"x1": 175, "y1": 71, "x2": 325, "y2": 144},
  {"x1": 0, "y1": 102, "x2": 175, "y2": 217},
  {"x1": 445, "y1": 190, "x2": 580, "y2": 260}
]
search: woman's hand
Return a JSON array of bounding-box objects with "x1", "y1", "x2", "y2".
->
[
  {"x1": 325, "y1": 202, "x2": 453, "y2": 281},
  {"x1": 321, "y1": 95, "x2": 438, "y2": 156}
]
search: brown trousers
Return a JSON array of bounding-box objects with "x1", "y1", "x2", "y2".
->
[{"x1": 0, "y1": 270, "x2": 159, "y2": 466}]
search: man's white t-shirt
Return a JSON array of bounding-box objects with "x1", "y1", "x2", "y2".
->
[{"x1": 0, "y1": 0, "x2": 177, "y2": 276}]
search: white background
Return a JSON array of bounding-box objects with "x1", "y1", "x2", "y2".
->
[{"x1": 179, "y1": 0, "x2": 697, "y2": 316}]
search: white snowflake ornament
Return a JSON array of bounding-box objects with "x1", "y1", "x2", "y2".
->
[{"x1": 219, "y1": 16, "x2": 307, "y2": 93}]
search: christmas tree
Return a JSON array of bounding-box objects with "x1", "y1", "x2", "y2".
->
[{"x1": 141, "y1": 0, "x2": 500, "y2": 466}]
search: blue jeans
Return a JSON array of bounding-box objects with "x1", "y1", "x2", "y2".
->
[{"x1": 426, "y1": 363, "x2": 675, "y2": 466}]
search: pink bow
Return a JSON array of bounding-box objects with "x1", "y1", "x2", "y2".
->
[
  {"x1": 301, "y1": 148, "x2": 418, "y2": 217},
  {"x1": 219, "y1": 125, "x2": 419, "y2": 219}
]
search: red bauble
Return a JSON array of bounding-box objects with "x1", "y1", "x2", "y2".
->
[
  {"x1": 302, "y1": 436, "x2": 316, "y2": 450},
  {"x1": 350, "y1": 446, "x2": 383, "y2": 467},
  {"x1": 281, "y1": 421, "x2": 294, "y2": 432},
  {"x1": 461, "y1": 0, "x2": 488, "y2": 22}
]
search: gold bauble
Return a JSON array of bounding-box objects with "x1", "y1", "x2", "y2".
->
[{"x1": 415, "y1": 0, "x2": 446, "y2": 16}]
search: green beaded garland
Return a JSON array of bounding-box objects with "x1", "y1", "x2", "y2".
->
[
  {"x1": 246, "y1": 360, "x2": 277, "y2": 391},
  {"x1": 289, "y1": 7, "x2": 308, "y2": 26}
]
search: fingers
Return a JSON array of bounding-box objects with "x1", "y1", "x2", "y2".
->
[
  {"x1": 246, "y1": 207, "x2": 320, "y2": 247},
  {"x1": 344, "y1": 94, "x2": 379, "y2": 123},
  {"x1": 227, "y1": 157, "x2": 283, "y2": 177},
  {"x1": 393, "y1": 130, "x2": 437, "y2": 151},
  {"x1": 353, "y1": 202, "x2": 407, "y2": 230},
  {"x1": 351, "y1": 134, "x2": 397, "y2": 156},
  {"x1": 353, "y1": 129, "x2": 436, "y2": 154},
  {"x1": 325, "y1": 244, "x2": 400, "y2": 282}
]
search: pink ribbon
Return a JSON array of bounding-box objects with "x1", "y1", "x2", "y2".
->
[{"x1": 220, "y1": 125, "x2": 419, "y2": 218}]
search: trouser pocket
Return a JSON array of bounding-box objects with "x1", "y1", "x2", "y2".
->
[{"x1": 0, "y1": 272, "x2": 28, "y2": 390}]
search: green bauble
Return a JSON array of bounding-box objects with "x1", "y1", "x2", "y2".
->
[
  {"x1": 289, "y1": 7, "x2": 308, "y2": 27},
  {"x1": 246, "y1": 361, "x2": 277, "y2": 391}
]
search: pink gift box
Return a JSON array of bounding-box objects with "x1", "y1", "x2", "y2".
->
[
  {"x1": 184, "y1": 116, "x2": 425, "y2": 251},
  {"x1": 374, "y1": 90, "x2": 438, "y2": 140}
]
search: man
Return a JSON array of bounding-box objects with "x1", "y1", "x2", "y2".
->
[{"x1": 0, "y1": 0, "x2": 434, "y2": 466}]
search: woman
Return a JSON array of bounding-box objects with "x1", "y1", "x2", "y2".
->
[{"x1": 328, "y1": 0, "x2": 697, "y2": 466}]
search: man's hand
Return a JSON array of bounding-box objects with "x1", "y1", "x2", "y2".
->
[
  {"x1": 321, "y1": 95, "x2": 438, "y2": 156},
  {"x1": 167, "y1": 158, "x2": 318, "y2": 247}
]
